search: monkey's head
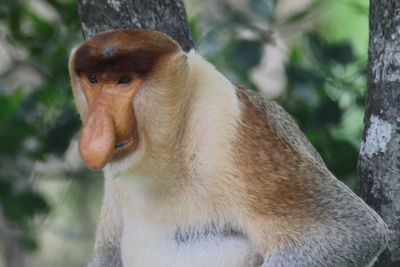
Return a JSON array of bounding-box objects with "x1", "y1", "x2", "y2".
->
[{"x1": 69, "y1": 29, "x2": 183, "y2": 170}]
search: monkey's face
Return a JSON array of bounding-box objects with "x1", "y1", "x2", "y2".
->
[
  {"x1": 76, "y1": 70, "x2": 140, "y2": 169},
  {"x1": 69, "y1": 29, "x2": 180, "y2": 169}
]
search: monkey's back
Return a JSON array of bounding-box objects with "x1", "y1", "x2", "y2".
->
[{"x1": 232, "y1": 84, "x2": 388, "y2": 266}]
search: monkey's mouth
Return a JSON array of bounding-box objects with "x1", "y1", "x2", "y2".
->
[
  {"x1": 112, "y1": 137, "x2": 137, "y2": 161},
  {"x1": 111, "y1": 130, "x2": 139, "y2": 161},
  {"x1": 114, "y1": 139, "x2": 133, "y2": 151}
]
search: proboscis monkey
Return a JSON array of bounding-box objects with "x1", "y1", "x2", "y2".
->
[{"x1": 69, "y1": 29, "x2": 388, "y2": 267}]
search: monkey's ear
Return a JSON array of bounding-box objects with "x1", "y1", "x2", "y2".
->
[
  {"x1": 181, "y1": 53, "x2": 188, "y2": 61},
  {"x1": 69, "y1": 47, "x2": 89, "y2": 122},
  {"x1": 176, "y1": 51, "x2": 189, "y2": 70}
]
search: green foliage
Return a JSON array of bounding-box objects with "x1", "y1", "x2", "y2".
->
[
  {"x1": 198, "y1": 0, "x2": 368, "y2": 186},
  {"x1": 230, "y1": 39, "x2": 264, "y2": 70},
  {"x1": 285, "y1": 35, "x2": 366, "y2": 184},
  {"x1": 248, "y1": 0, "x2": 278, "y2": 22},
  {"x1": 281, "y1": 31, "x2": 366, "y2": 184},
  {"x1": 0, "y1": 177, "x2": 50, "y2": 251},
  {"x1": 307, "y1": 33, "x2": 354, "y2": 65},
  {"x1": 0, "y1": 0, "x2": 81, "y2": 252}
]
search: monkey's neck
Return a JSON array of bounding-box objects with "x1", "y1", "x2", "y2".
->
[
  {"x1": 107, "y1": 52, "x2": 241, "y2": 193},
  {"x1": 178, "y1": 51, "x2": 241, "y2": 181},
  {"x1": 104, "y1": 53, "x2": 244, "y2": 229}
]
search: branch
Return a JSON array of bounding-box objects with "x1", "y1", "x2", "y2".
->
[{"x1": 76, "y1": 0, "x2": 194, "y2": 52}]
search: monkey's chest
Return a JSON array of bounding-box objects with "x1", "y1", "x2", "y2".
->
[{"x1": 120, "y1": 219, "x2": 262, "y2": 267}]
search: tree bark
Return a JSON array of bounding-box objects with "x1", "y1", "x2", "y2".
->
[
  {"x1": 357, "y1": 1, "x2": 400, "y2": 266},
  {"x1": 76, "y1": 0, "x2": 194, "y2": 52},
  {"x1": 0, "y1": 212, "x2": 24, "y2": 267}
]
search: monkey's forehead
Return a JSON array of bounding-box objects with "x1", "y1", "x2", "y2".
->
[
  {"x1": 72, "y1": 29, "x2": 181, "y2": 75},
  {"x1": 77, "y1": 29, "x2": 180, "y2": 58},
  {"x1": 73, "y1": 48, "x2": 161, "y2": 75}
]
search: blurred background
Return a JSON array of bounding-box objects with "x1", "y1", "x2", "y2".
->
[{"x1": 0, "y1": 0, "x2": 368, "y2": 266}]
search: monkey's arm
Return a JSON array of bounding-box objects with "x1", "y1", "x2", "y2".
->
[
  {"x1": 259, "y1": 198, "x2": 388, "y2": 267},
  {"x1": 259, "y1": 191, "x2": 388, "y2": 267},
  {"x1": 88, "y1": 178, "x2": 123, "y2": 267}
]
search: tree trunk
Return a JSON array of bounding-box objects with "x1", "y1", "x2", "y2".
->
[
  {"x1": 76, "y1": 0, "x2": 194, "y2": 51},
  {"x1": 0, "y1": 212, "x2": 24, "y2": 267},
  {"x1": 357, "y1": 1, "x2": 400, "y2": 266}
]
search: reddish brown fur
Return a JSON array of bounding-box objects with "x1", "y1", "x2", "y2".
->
[
  {"x1": 73, "y1": 30, "x2": 180, "y2": 76},
  {"x1": 234, "y1": 84, "x2": 330, "y2": 248}
]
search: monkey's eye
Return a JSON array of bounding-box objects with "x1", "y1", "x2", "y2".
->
[
  {"x1": 88, "y1": 74, "x2": 97, "y2": 84},
  {"x1": 118, "y1": 76, "x2": 132, "y2": 85}
]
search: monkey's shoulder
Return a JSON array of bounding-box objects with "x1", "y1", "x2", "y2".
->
[
  {"x1": 232, "y1": 84, "x2": 384, "y2": 221},
  {"x1": 235, "y1": 85, "x2": 325, "y2": 167}
]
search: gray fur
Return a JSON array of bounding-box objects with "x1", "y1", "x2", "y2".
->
[
  {"x1": 87, "y1": 178, "x2": 124, "y2": 267},
  {"x1": 87, "y1": 244, "x2": 123, "y2": 267},
  {"x1": 174, "y1": 222, "x2": 244, "y2": 245},
  {"x1": 261, "y1": 215, "x2": 387, "y2": 267},
  {"x1": 259, "y1": 166, "x2": 389, "y2": 267}
]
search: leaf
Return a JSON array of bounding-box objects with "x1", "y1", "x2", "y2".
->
[
  {"x1": 311, "y1": 98, "x2": 341, "y2": 125},
  {"x1": 248, "y1": 0, "x2": 275, "y2": 22},
  {"x1": 19, "y1": 235, "x2": 39, "y2": 252},
  {"x1": 327, "y1": 139, "x2": 358, "y2": 177},
  {"x1": 329, "y1": 42, "x2": 354, "y2": 65},
  {"x1": 307, "y1": 33, "x2": 354, "y2": 65},
  {"x1": 349, "y1": 2, "x2": 368, "y2": 15},
  {"x1": 284, "y1": 0, "x2": 324, "y2": 24},
  {"x1": 0, "y1": 179, "x2": 12, "y2": 198},
  {"x1": 41, "y1": 106, "x2": 80, "y2": 155},
  {"x1": 2, "y1": 190, "x2": 50, "y2": 225},
  {"x1": 307, "y1": 33, "x2": 330, "y2": 62},
  {"x1": 0, "y1": 90, "x2": 23, "y2": 120},
  {"x1": 189, "y1": 16, "x2": 200, "y2": 45},
  {"x1": 229, "y1": 39, "x2": 263, "y2": 70},
  {"x1": 24, "y1": 8, "x2": 54, "y2": 40},
  {"x1": 285, "y1": 63, "x2": 323, "y2": 85},
  {"x1": 285, "y1": 9, "x2": 309, "y2": 24}
]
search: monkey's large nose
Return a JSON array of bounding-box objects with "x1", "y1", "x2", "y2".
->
[{"x1": 79, "y1": 109, "x2": 115, "y2": 169}]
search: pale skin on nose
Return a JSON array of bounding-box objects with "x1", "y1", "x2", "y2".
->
[{"x1": 79, "y1": 107, "x2": 115, "y2": 169}]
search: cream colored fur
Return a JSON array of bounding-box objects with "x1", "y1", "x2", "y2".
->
[
  {"x1": 100, "y1": 50, "x2": 254, "y2": 267},
  {"x1": 69, "y1": 47, "x2": 89, "y2": 122}
]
